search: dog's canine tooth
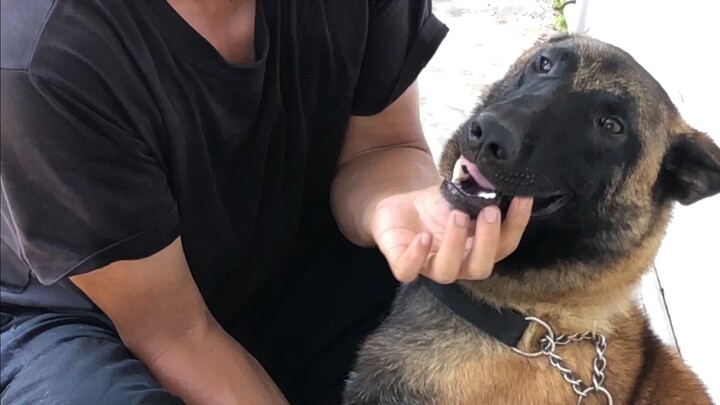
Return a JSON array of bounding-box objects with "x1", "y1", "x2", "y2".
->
[
  {"x1": 452, "y1": 159, "x2": 470, "y2": 183},
  {"x1": 476, "y1": 191, "x2": 497, "y2": 199}
]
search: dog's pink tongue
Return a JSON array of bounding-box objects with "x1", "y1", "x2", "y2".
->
[{"x1": 459, "y1": 156, "x2": 496, "y2": 190}]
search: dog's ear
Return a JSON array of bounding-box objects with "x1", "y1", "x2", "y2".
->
[{"x1": 658, "y1": 132, "x2": 720, "y2": 205}]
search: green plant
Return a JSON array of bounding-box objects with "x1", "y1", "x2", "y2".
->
[
  {"x1": 551, "y1": 0, "x2": 572, "y2": 32},
  {"x1": 555, "y1": 13, "x2": 568, "y2": 32}
]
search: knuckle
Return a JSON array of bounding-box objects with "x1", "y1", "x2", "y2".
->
[
  {"x1": 434, "y1": 276, "x2": 455, "y2": 285},
  {"x1": 392, "y1": 265, "x2": 416, "y2": 283},
  {"x1": 475, "y1": 222, "x2": 501, "y2": 241},
  {"x1": 431, "y1": 269, "x2": 456, "y2": 284},
  {"x1": 440, "y1": 237, "x2": 464, "y2": 258},
  {"x1": 499, "y1": 239, "x2": 521, "y2": 258},
  {"x1": 408, "y1": 246, "x2": 431, "y2": 267},
  {"x1": 403, "y1": 247, "x2": 422, "y2": 263},
  {"x1": 468, "y1": 262, "x2": 493, "y2": 279},
  {"x1": 475, "y1": 230, "x2": 497, "y2": 243},
  {"x1": 390, "y1": 259, "x2": 411, "y2": 278},
  {"x1": 469, "y1": 266, "x2": 492, "y2": 280}
]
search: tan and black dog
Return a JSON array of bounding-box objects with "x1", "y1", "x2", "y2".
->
[{"x1": 342, "y1": 34, "x2": 719, "y2": 405}]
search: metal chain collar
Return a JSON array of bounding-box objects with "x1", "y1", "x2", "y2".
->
[{"x1": 511, "y1": 316, "x2": 614, "y2": 405}]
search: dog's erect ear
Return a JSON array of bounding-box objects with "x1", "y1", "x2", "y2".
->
[{"x1": 659, "y1": 132, "x2": 720, "y2": 205}]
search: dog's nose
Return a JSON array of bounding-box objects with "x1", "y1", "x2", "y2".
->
[{"x1": 468, "y1": 113, "x2": 521, "y2": 162}]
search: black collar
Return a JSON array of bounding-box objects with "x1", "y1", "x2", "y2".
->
[{"x1": 418, "y1": 276, "x2": 530, "y2": 348}]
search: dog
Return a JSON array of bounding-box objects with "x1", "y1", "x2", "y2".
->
[{"x1": 342, "y1": 34, "x2": 719, "y2": 405}]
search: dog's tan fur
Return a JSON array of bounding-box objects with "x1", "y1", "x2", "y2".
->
[{"x1": 343, "y1": 34, "x2": 717, "y2": 404}]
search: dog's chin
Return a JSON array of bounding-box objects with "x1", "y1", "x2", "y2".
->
[{"x1": 440, "y1": 157, "x2": 571, "y2": 220}]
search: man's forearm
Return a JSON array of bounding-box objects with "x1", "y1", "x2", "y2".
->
[
  {"x1": 128, "y1": 315, "x2": 287, "y2": 405},
  {"x1": 331, "y1": 145, "x2": 440, "y2": 246}
]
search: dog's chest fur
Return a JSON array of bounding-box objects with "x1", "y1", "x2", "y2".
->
[
  {"x1": 344, "y1": 33, "x2": 719, "y2": 404},
  {"x1": 345, "y1": 284, "x2": 655, "y2": 405}
]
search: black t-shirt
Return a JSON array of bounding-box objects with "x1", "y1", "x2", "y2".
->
[{"x1": 0, "y1": 0, "x2": 447, "y2": 312}]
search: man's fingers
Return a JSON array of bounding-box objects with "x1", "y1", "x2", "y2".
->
[
  {"x1": 496, "y1": 197, "x2": 533, "y2": 260},
  {"x1": 424, "y1": 211, "x2": 468, "y2": 284},
  {"x1": 385, "y1": 232, "x2": 432, "y2": 283},
  {"x1": 462, "y1": 205, "x2": 502, "y2": 279},
  {"x1": 377, "y1": 197, "x2": 531, "y2": 284}
]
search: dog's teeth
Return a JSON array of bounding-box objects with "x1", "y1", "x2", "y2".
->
[
  {"x1": 476, "y1": 191, "x2": 497, "y2": 199},
  {"x1": 452, "y1": 159, "x2": 470, "y2": 183}
]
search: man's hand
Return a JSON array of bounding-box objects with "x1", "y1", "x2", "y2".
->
[
  {"x1": 371, "y1": 185, "x2": 532, "y2": 283},
  {"x1": 332, "y1": 81, "x2": 533, "y2": 284}
]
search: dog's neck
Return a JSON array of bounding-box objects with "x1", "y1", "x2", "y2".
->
[{"x1": 458, "y1": 226, "x2": 665, "y2": 336}]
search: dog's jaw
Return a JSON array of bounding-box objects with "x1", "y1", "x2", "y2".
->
[{"x1": 441, "y1": 156, "x2": 572, "y2": 219}]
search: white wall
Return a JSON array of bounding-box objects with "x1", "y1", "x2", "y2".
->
[{"x1": 566, "y1": 0, "x2": 720, "y2": 400}]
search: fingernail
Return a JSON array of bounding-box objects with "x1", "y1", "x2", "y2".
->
[
  {"x1": 516, "y1": 197, "x2": 533, "y2": 213},
  {"x1": 481, "y1": 206, "x2": 499, "y2": 223},
  {"x1": 419, "y1": 233, "x2": 431, "y2": 247},
  {"x1": 454, "y1": 212, "x2": 469, "y2": 227}
]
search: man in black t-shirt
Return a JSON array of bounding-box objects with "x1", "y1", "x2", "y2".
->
[{"x1": 1, "y1": 0, "x2": 533, "y2": 403}]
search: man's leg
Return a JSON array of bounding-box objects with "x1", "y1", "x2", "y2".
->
[
  {"x1": 227, "y1": 228, "x2": 400, "y2": 405},
  {"x1": 1, "y1": 307, "x2": 183, "y2": 405}
]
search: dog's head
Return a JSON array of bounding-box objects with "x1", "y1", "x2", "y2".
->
[{"x1": 439, "y1": 34, "x2": 720, "y2": 276}]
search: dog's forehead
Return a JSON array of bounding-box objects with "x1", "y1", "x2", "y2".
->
[
  {"x1": 540, "y1": 36, "x2": 679, "y2": 128},
  {"x1": 513, "y1": 35, "x2": 642, "y2": 98},
  {"x1": 567, "y1": 37, "x2": 643, "y2": 96}
]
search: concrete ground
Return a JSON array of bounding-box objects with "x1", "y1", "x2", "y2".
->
[
  {"x1": 418, "y1": 0, "x2": 719, "y2": 401},
  {"x1": 418, "y1": 0, "x2": 557, "y2": 159}
]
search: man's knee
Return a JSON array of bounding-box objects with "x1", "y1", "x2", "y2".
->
[{"x1": 1, "y1": 311, "x2": 183, "y2": 405}]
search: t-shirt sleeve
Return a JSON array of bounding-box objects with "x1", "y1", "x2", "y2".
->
[
  {"x1": 0, "y1": 67, "x2": 180, "y2": 286},
  {"x1": 350, "y1": 0, "x2": 448, "y2": 116}
]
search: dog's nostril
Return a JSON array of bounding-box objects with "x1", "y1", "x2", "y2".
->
[
  {"x1": 469, "y1": 120, "x2": 482, "y2": 139},
  {"x1": 488, "y1": 143, "x2": 507, "y2": 160}
]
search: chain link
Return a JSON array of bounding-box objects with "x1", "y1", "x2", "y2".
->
[{"x1": 512, "y1": 317, "x2": 613, "y2": 405}]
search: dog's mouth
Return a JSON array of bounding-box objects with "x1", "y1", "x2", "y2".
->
[{"x1": 441, "y1": 156, "x2": 571, "y2": 219}]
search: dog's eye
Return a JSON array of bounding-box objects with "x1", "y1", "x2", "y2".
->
[
  {"x1": 536, "y1": 56, "x2": 553, "y2": 73},
  {"x1": 598, "y1": 117, "x2": 624, "y2": 134}
]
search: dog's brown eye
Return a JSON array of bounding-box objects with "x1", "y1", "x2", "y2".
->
[
  {"x1": 598, "y1": 117, "x2": 624, "y2": 134},
  {"x1": 537, "y1": 56, "x2": 552, "y2": 73}
]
